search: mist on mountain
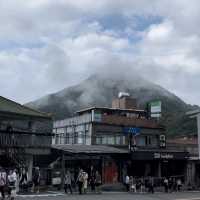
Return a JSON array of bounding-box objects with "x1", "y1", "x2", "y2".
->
[{"x1": 26, "y1": 73, "x2": 197, "y2": 137}]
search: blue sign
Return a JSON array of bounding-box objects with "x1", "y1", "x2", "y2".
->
[{"x1": 123, "y1": 127, "x2": 141, "y2": 135}]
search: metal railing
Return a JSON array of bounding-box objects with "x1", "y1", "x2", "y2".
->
[{"x1": 0, "y1": 130, "x2": 52, "y2": 148}]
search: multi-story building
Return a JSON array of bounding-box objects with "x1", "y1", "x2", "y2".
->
[
  {"x1": 0, "y1": 96, "x2": 53, "y2": 183},
  {"x1": 53, "y1": 94, "x2": 188, "y2": 184}
]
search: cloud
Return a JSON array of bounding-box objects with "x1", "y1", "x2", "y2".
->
[{"x1": 0, "y1": 0, "x2": 200, "y2": 106}]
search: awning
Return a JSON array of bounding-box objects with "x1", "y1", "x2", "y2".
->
[{"x1": 52, "y1": 144, "x2": 128, "y2": 154}]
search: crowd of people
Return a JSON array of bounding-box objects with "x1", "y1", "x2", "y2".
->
[
  {"x1": 64, "y1": 168, "x2": 102, "y2": 195},
  {"x1": 0, "y1": 166, "x2": 40, "y2": 200},
  {"x1": 124, "y1": 175, "x2": 183, "y2": 194}
]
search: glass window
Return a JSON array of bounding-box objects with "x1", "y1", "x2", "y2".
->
[
  {"x1": 102, "y1": 137, "x2": 107, "y2": 144},
  {"x1": 121, "y1": 136, "x2": 126, "y2": 145},
  {"x1": 96, "y1": 137, "x2": 102, "y2": 145},
  {"x1": 74, "y1": 132, "x2": 78, "y2": 144},
  {"x1": 85, "y1": 124, "x2": 89, "y2": 130},
  {"x1": 55, "y1": 134, "x2": 60, "y2": 144},
  {"x1": 78, "y1": 132, "x2": 83, "y2": 144},
  {"x1": 137, "y1": 136, "x2": 146, "y2": 146},
  {"x1": 107, "y1": 136, "x2": 115, "y2": 145},
  {"x1": 65, "y1": 133, "x2": 69, "y2": 144},
  {"x1": 115, "y1": 136, "x2": 121, "y2": 145}
]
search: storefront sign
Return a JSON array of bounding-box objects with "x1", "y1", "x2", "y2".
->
[
  {"x1": 154, "y1": 152, "x2": 174, "y2": 159},
  {"x1": 92, "y1": 110, "x2": 102, "y2": 122},
  {"x1": 123, "y1": 127, "x2": 140, "y2": 135},
  {"x1": 131, "y1": 151, "x2": 188, "y2": 160},
  {"x1": 149, "y1": 100, "x2": 162, "y2": 118}
]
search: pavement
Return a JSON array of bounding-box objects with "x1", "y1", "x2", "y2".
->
[{"x1": 15, "y1": 191, "x2": 200, "y2": 200}]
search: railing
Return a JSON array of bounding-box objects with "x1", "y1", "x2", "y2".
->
[{"x1": 0, "y1": 130, "x2": 52, "y2": 148}]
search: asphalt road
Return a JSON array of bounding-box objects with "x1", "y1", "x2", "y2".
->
[{"x1": 15, "y1": 191, "x2": 200, "y2": 200}]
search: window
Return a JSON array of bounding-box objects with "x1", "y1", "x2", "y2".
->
[
  {"x1": 121, "y1": 136, "x2": 126, "y2": 145},
  {"x1": 55, "y1": 134, "x2": 60, "y2": 144},
  {"x1": 137, "y1": 136, "x2": 146, "y2": 146},
  {"x1": 96, "y1": 137, "x2": 102, "y2": 144},
  {"x1": 65, "y1": 133, "x2": 69, "y2": 144},
  {"x1": 102, "y1": 137, "x2": 107, "y2": 144},
  {"x1": 74, "y1": 132, "x2": 78, "y2": 144},
  {"x1": 115, "y1": 136, "x2": 121, "y2": 145},
  {"x1": 107, "y1": 136, "x2": 115, "y2": 145},
  {"x1": 78, "y1": 132, "x2": 84, "y2": 144}
]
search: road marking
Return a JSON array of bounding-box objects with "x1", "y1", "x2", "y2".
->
[
  {"x1": 176, "y1": 198, "x2": 200, "y2": 200},
  {"x1": 17, "y1": 192, "x2": 64, "y2": 198}
]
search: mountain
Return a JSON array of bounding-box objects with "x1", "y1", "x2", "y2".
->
[{"x1": 26, "y1": 74, "x2": 198, "y2": 137}]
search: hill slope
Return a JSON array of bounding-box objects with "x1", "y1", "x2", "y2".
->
[{"x1": 27, "y1": 74, "x2": 197, "y2": 136}]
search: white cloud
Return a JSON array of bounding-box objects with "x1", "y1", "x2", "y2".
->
[{"x1": 0, "y1": 0, "x2": 200, "y2": 106}]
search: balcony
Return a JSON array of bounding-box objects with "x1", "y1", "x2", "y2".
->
[{"x1": 0, "y1": 130, "x2": 52, "y2": 148}]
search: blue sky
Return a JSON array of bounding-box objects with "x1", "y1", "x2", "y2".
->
[{"x1": 0, "y1": 0, "x2": 200, "y2": 105}]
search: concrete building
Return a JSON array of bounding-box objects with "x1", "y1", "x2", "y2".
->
[
  {"x1": 0, "y1": 96, "x2": 53, "y2": 183},
  {"x1": 52, "y1": 95, "x2": 188, "y2": 185}
]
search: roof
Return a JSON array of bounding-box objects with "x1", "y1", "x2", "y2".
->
[
  {"x1": 0, "y1": 96, "x2": 52, "y2": 119},
  {"x1": 167, "y1": 137, "x2": 198, "y2": 145},
  {"x1": 76, "y1": 107, "x2": 146, "y2": 114},
  {"x1": 52, "y1": 144, "x2": 128, "y2": 154}
]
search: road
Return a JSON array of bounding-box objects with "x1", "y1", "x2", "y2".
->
[{"x1": 15, "y1": 191, "x2": 200, "y2": 200}]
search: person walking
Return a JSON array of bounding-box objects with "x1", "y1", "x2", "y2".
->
[
  {"x1": 125, "y1": 175, "x2": 130, "y2": 192},
  {"x1": 0, "y1": 167, "x2": 6, "y2": 200},
  {"x1": 32, "y1": 167, "x2": 40, "y2": 193},
  {"x1": 19, "y1": 168, "x2": 28, "y2": 193},
  {"x1": 7, "y1": 170, "x2": 17, "y2": 200},
  {"x1": 148, "y1": 177, "x2": 154, "y2": 194},
  {"x1": 163, "y1": 177, "x2": 169, "y2": 193},
  {"x1": 83, "y1": 171, "x2": 88, "y2": 194},
  {"x1": 64, "y1": 170, "x2": 73, "y2": 194},
  {"x1": 89, "y1": 172, "x2": 96, "y2": 192},
  {"x1": 76, "y1": 169, "x2": 84, "y2": 195},
  {"x1": 177, "y1": 179, "x2": 182, "y2": 191},
  {"x1": 95, "y1": 171, "x2": 102, "y2": 194}
]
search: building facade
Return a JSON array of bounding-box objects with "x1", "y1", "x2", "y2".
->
[
  {"x1": 53, "y1": 95, "x2": 188, "y2": 185},
  {"x1": 0, "y1": 96, "x2": 53, "y2": 183}
]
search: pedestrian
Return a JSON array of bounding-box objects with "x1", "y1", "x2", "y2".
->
[
  {"x1": 0, "y1": 167, "x2": 6, "y2": 200},
  {"x1": 89, "y1": 166, "x2": 95, "y2": 192},
  {"x1": 148, "y1": 177, "x2": 154, "y2": 194},
  {"x1": 172, "y1": 178, "x2": 177, "y2": 192},
  {"x1": 125, "y1": 174, "x2": 130, "y2": 192},
  {"x1": 95, "y1": 171, "x2": 102, "y2": 194},
  {"x1": 140, "y1": 177, "x2": 145, "y2": 193},
  {"x1": 19, "y1": 168, "x2": 28, "y2": 193},
  {"x1": 64, "y1": 170, "x2": 73, "y2": 194},
  {"x1": 32, "y1": 167, "x2": 40, "y2": 193},
  {"x1": 168, "y1": 177, "x2": 173, "y2": 193},
  {"x1": 76, "y1": 169, "x2": 84, "y2": 195},
  {"x1": 177, "y1": 179, "x2": 182, "y2": 191},
  {"x1": 89, "y1": 172, "x2": 96, "y2": 192},
  {"x1": 83, "y1": 171, "x2": 88, "y2": 194},
  {"x1": 129, "y1": 176, "x2": 136, "y2": 193},
  {"x1": 163, "y1": 177, "x2": 169, "y2": 193},
  {"x1": 7, "y1": 170, "x2": 17, "y2": 200}
]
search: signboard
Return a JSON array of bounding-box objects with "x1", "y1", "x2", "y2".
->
[
  {"x1": 91, "y1": 110, "x2": 102, "y2": 122},
  {"x1": 123, "y1": 127, "x2": 140, "y2": 135},
  {"x1": 149, "y1": 100, "x2": 162, "y2": 118},
  {"x1": 131, "y1": 151, "x2": 189, "y2": 160}
]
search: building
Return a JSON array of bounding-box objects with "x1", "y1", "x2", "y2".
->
[
  {"x1": 0, "y1": 96, "x2": 53, "y2": 183},
  {"x1": 167, "y1": 135, "x2": 200, "y2": 188},
  {"x1": 52, "y1": 94, "x2": 188, "y2": 185}
]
